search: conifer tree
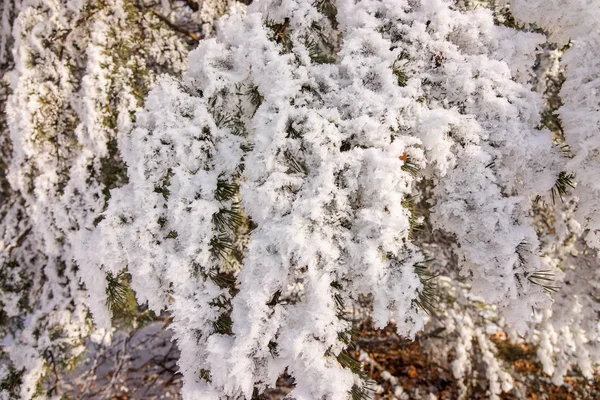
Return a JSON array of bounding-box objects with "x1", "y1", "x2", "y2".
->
[
  {"x1": 79, "y1": 0, "x2": 588, "y2": 398},
  {"x1": 1, "y1": 0, "x2": 600, "y2": 399},
  {"x1": 0, "y1": 0, "x2": 236, "y2": 397}
]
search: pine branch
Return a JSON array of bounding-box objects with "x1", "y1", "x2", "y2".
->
[
  {"x1": 152, "y1": 11, "x2": 200, "y2": 41},
  {"x1": 213, "y1": 312, "x2": 233, "y2": 335},
  {"x1": 246, "y1": 85, "x2": 264, "y2": 108},
  {"x1": 349, "y1": 384, "x2": 373, "y2": 400},
  {"x1": 337, "y1": 351, "x2": 367, "y2": 378},
  {"x1": 105, "y1": 270, "x2": 138, "y2": 323},
  {"x1": 551, "y1": 171, "x2": 575, "y2": 204},
  {"x1": 199, "y1": 369, "x2": 212, "y2": 383},
  {"x1": 0, "y1": 365, "x2": 24, "y2": 395},
  {"x1": 315, "y1": 0, "x2": 338, "y2": 26},
  {"x1": 286, "y1": 119, "x2": 302, "y2": 139},
  {"x1": 265, "y1": 18, "x2": 293, "y2": 53},
  {"x1": 401, "y1": 195, "x2": 423, "y2": 240},
  {"x1": 284, "y1": 149, "x2": 308, "y2": 175},
  {"x1": 413, "y1": 261, "x2": 439, "y2": 315},
  {"x1": 209, "y1": 234, "x2": 235, "y2": 260},
  {"x1": 303, "y1": 36, "x2": 335, "y2": 64},
  {"x1": 212, "y1": 206, "x2": 244, "y2": 232},
  {"x1": 207, "y1": 271, "x2": 236, "y2": 289},
  {"x1": 524, "y1": 270, "x2": 560, "y2": 294},
  {"x1": 400, "y1": 152, "x2": 419, "y2": 177},
  {"x1": 392, "y1": 52, "x2": 410, "y2": 87}
]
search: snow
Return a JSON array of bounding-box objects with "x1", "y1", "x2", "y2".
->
[{"x1": 1, "y1": 0, "x2": 600, "y2": 398}]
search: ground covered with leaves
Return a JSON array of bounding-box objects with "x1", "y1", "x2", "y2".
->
[
  {"x1": 350, "y1": 321, "x2": 600, "y2": 400},
  {"x1": 48, "y1": 318, "x2": 599, "y2": 400}
]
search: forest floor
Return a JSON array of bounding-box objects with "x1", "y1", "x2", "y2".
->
[{"x1": 53, "y1": 319, "x2": 600, "y2": 400}]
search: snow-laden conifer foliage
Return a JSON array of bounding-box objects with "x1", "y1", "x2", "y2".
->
[
  {"x1": 511, "y1": 1, "x2": 600, "y2": 249},
  {"x1": 2, "y1": 0, "x2": 600, "y2": 398},
  {"x1": 0, "y1": 0, "x2": 236, "y2": 397},
  {"x1": 74, "y1": 0, "x2": 585, "y2": 398},
  {"x1": 507, "y1": 0, "x2": 600, "y2": 386}
]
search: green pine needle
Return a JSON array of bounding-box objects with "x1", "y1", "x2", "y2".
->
[
  {"x1": 0, "y1": 365, "x2": 23, "y2": 395},
  {"x1": 349, "y1": 384, "x2": 372, "y2": 400},
  {"x1": 105, "y1": 270, "x2": 137, "y2": 322},
  {"x1": 265, "y1": 18, "x2": 293, "y2": 53},
  {"x1": 208, "y1": 271, "x2": 236, "y2": 289},
  {"x1": 333, "y1": 292, "x2": 345, "y2": 312},
  {"x1": 525, "y1": 270, "x2": 560, "y2": 294},
  {"x1": 315, "y1": 0, "x2": 337, "y2": 24},
  {"x1": 337, "y1": 330, "x2": 354, "y2": 346},
  {"x1": 413, "y1": 262, "x2": 439, "y2": 315},
  {"x1": 246, "y1": 85, "x2": 264, "y2": 108},
  {"x1": 337, "y1": 351, "x2": 367, "y2": 379},
  {"x1": 392, "y1": 52, "x2": 410, "y2": 87},
  {"x1": 213, "y1": 312, "x2": 233, "y2": 335},
  {"x1": 214, "y1": 112, "x2": 234, "y2": 130},
  {"x1": 209, "y1": 234, "x2": 235, "y2": 260},
  {"x1": 551, "y1": 171, "x2": 575, "y2": 204},
  {"x1": 208, "y1": 94, "x2": 247, "y2": 135},
  {"x1": 214, "y1": 175, "x2": 239, "y2": 202},
  {"x1": 199, "y1": 369, "x2": 212, "y2": 383},
  {"x1": 286, "y1": 118, "x2": 304, "y2": 139},
  {"x1": 304, "y1": 36, "x2": 334, "y2": 64},
  {"x1": 400, "y1": 154, "x2": 419, "y2": 177},
  {"x1": 515, "y1": 241, "x2": 529, "y2": 267},
  {"x1": 212, "y1": 206, "x2": 244, "y2": 232},
  {"x1": 153, "y1": 168, "x2": 173, "y2": 201},
  {"x1": 401, "y1": 195, "x2": 423, "y2": 240},
  {"x1": 284, "y1": 150, "x2": 308, "y2": 174}
]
